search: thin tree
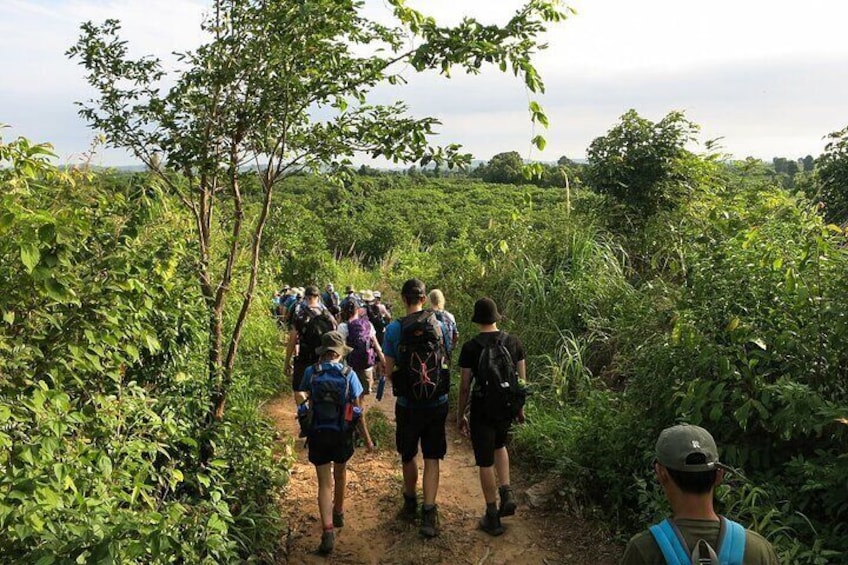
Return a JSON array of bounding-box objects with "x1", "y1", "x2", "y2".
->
[{"x1": 68, "y1": 0, "x2": 570, "y2": 422}]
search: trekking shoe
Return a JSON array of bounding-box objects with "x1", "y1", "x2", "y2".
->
[
  {"x1": 318, "y1": 530, "x2": 334, "y2": 555},
  {"x1": 420, "y1": 504, "x2": 439, "y2": 538},
  {"x1": 498, "y1": 485, "x2": 517, "y2": 517},
  {"x1": 401, "y1": 493, "x2": 418, "y2": 520},
  {"x1": 332, "y1": 510, "x2": 344, "y2": 528},
  {"x1": 479, "y1": 509, "x2": 505, "y2": 537}
]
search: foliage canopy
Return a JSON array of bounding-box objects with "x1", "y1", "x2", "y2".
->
[{"x1": 68, "y1": 0, "x2": 570, "y2": 420}]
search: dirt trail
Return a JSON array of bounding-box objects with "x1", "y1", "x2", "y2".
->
[{"x1": 266, "y1": 388, "x2": 619, "y2": 564}]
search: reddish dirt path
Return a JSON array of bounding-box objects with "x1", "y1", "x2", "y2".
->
[{"x1": 266, "y1": 388, "x2": 620, "y2": 564}]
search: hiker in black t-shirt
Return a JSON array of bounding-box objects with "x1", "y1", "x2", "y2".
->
[
  {"x1": 457, "y1": 297, "x2": 526, "y2": 536},
  {"x1": 285, "y1": 285, "x2": 338, "y2": 394}
]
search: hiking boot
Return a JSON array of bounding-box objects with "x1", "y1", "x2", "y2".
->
[
  {"x1": 401, "y1": 493, "x2": 418, "y2": 520},
  {"x1": 498, "y1": 485, "x2": 517, "y2": 517},
  {"x1": 420, "y1": 504, "x2": 439, "y2": 538},
  {"x1": 332, "y1": 510, "x2": 344, "y2": 528},
  {"x1": 479, "y1": 509, "x2": 505, "y2": 537},
  {"x1": 318, "y1": 530, "x2": 334, "y2": 555}
]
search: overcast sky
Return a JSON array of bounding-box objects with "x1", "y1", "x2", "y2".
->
[{"x1": 2, "y1": 0, "x2": 847, "y2": 167}]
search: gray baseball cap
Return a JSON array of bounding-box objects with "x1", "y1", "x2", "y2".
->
[{"x1": 655, "y1": 424, "x2": 728, "y2": 472}]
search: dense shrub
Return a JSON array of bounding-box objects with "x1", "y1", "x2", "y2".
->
[{"x1": 0, "y1": 136, "x2": 289, "y2": 562}]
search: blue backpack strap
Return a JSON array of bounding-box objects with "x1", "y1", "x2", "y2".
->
[
  {"x1": 717, "y1": 517, "x2": 746, "y2": 565},
  {"x1": 649, "y1": 519, "x2": 691, "y2": 565}
]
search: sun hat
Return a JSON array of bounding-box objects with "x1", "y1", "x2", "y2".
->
[
  {"x1": 401, "y1": 278, "x2": 426, "y2": 298},
  {"x1": 361, "y1": 289, "x2": 375, "y2": 302},
  {"x1": 373, "y1": 291, "x2": 382, "y2": 299},
  {"x1": 345, "y1": 285, "x2": 355, "y2": 293},
  {"x1": 304, "y1": 285, "x2": 320, "y2": 297},
  {"x1": 315, "y1": 331, "x2": 352, "y2": 357},
  {"x1": 471, "y1": 297, "x2": 502, "y2": 325},
  {"x1": 655, "y1": 424, "x2": 729, "y2": 472}
]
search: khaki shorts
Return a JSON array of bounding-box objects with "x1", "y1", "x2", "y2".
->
[{"x1": 360, "y1": 367, "x2": 374, "y2": 394}]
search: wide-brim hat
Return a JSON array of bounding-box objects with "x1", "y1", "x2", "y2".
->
[
  {"x1": 373, "y1": 291, "x2": 382, "y2": 299},
  {"x1": 304, "y1": 285, "x2": 321, "y2": 297},
  {"x1": 471, "y1": 297, "x2": 502, "y2": 324},
  {"x1": 345, "y1": 285, "x2": 356, "y2": 293},
  {"x1": 315, "y1": 331, "x2": 352, "y2": 357},
  {"x1": 361, "y1": 289, "x2": 375, "y2": 302}
]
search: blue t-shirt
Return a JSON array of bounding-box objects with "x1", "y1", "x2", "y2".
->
[
  {"x1": 383, "y1": 312, "x2": 450, "y2": 406},
  {"x1": 299, "y1": 361, "x2": 364, "y2": 400}
]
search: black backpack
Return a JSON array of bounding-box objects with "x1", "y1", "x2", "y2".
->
[
  {"x1": 325, "y1": 292, "x2": 340, "y2": 316},
  {"x1": 397, "y1": 310, "x2": 448, "y2": 402},
  {"x1": 296, "y1": 306, "x2": 334, "y2": 364},
  {"x1": 475, "y1": 332, "x2": 526, "y2": 421},
  {"x1": 367, "y1": 304, "x2": 388, "y2": 341}
]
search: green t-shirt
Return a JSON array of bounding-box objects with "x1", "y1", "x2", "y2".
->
[{"x1": 620, "y1": 518, "x2": 779, "y2": 565}]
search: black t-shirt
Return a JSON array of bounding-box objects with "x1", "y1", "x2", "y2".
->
[{"x1": 458, "y1": 331, "x2": 525, "y2": 393}]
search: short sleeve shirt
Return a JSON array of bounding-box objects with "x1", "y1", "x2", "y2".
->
[
  {"x1": 383, "y1": 313, "x2": 450, "y2": 360},
  {"x1": 338, "y1": 319, "x2": 376, "y2": 342},
  {"x1": 293, "y1": 304, "x2": 330, "y2": 334},
  {"x1": 458, "y1": 331, "x2": 525, "y2": 391},
  {"x1": 620, "y1": 518, "x2": 779, "y2": 565},
  {"x1": 298, "y1": 362, "x2": 364, "y2": 401}
]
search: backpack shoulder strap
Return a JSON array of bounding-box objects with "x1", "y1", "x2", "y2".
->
[
  {"x1": 716, "y1": 517, "x2": 746, "y2": 565},
  {"x1": 649, "y1": 519, "x2": 691, "y2": 565}
]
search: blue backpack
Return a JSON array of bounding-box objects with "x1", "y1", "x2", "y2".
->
[
  {"x1": 307, "y1": 363, "x2": 354, "y2": 435},
  {"x1": 433, "y1": 310, "x2": 457, "y2": 355},
  {"x1": 649, "y1": 516, "x2": 746, "y2": 565}
]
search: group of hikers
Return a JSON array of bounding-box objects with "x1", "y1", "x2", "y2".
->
[{"x1": 274, "y1": 278, "x2": 779, "y2": 563}]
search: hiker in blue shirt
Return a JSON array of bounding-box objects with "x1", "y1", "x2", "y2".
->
[
  {"x1": 321, "y1": 283, "x2": 341, "y2": 318},
  {"x1": 296, "y1": 331, "x2": 374, "y2": 555},
  {"x1": 428, "y1": 289, "x2": 459, "y2": 357},
  {"x1": 382, "y1": 278, "x2": 451, "y2": 538},
  {"x1": 340, "y1": 285, "x2": 362, "y2": 311}
]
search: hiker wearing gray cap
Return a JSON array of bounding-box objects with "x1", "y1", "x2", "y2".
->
[{"x1": 621, "y1": 424, "x2": 778, "y2": 564}]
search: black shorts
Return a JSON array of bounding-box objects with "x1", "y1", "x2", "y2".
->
[
  {"x1": 470, "y1": 401, "x2": 512, "y2": 467},
  {"x1": 395, "y1": 402, "x2": 448, "y2": 462},
  {"x1": 308, "y1": 429, "x2": 354, "y2": 466}
]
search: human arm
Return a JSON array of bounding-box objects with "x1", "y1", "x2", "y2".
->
[
  {"x1": 371, "y1": 330, "x2": 386, "y2": 369},
  {"x1": 348, "y1": 371, "x2": 374, "y2": 452},
  {"x1": 381, "y1": 321, "x2": 399, "y2": 384},
  {"x1": 457, "y1": 367, "x2": 472, "y2": 436},
  {"x1": 516, "y1": 358, "x2": 527, "y2": 423},
  {"x1": 284, "y1": 327, "x2": 298, "y2": 376},
  {"x1": 353, "y1": 395, "x2": 375, "y2": 452}
]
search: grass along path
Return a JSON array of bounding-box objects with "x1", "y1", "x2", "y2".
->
[{"x1": 265, "y1": 386, "x2": 619, "y2": 564}]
